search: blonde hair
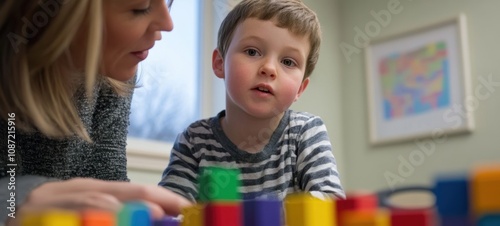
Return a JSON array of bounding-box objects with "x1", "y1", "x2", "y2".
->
[
  {"x1": 217, "y1": 0, "x2": 321, "y2": 79},
  {"x1": 0, "y1": 0, "x2": 112, "y2": 140}
]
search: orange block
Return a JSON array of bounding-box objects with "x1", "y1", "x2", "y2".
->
[
  {"x1": 342, "y1": 209, "x2": 390, "y2": 226},
  {"x1": 81, "y1": 210, "x2": 115, "y2": 226},
  {"x1": 471, "y1": 164, "x2": 500, "y2": 214}
]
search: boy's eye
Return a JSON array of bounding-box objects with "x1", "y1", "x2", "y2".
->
[
  {"x1": 282, "y1": 59, "x2": 297, "y2": 67},
  {"x1": 245, "y1": 49, "x2": 259, "y2": 56}
]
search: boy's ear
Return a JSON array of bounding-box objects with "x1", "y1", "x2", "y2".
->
[
  {"x1": 212, "y1": 49, "x2": 225, "y2": 79},
  {"x1": 294, "y1": 78, "x2": 310, "y2": 101}
]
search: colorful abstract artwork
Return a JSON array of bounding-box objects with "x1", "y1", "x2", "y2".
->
[
  {"x1": 365, "y1": 15, "x2": 473, "y2": 145},
  {"x1": 379, "y1": 41, "x2": 450, "y2": 120}
]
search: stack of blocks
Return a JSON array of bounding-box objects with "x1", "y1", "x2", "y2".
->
[
  {"x1": 18, "y1": 164, "x2": 500, "y2": 226},
  {"x1": 20, "y1": 202, "x2": 181, "y2": 226},
  {"x1": 182, "y1": 166, "x2": 283, "y2": 226}
]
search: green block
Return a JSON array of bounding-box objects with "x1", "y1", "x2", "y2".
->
[{"x1": 198, "y1": 167, "x2": 241, "y2": 202}]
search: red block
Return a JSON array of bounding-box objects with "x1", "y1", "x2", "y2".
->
[
  {"x1": 390, "y1": 209, "x2": 436, "y2": 226},
  {"x1": 205, "y1": 202, "x2": 242, "y2": 226},
  {"x1": 336, "y1": 192, "x2": 378, "y2": 225}
]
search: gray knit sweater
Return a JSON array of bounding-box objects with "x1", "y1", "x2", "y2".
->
[{"x1": 0, "y1": 78, "x2": 134, "y2": 224}]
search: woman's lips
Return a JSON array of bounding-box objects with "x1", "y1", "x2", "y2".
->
[{"x1": 131, "y1": 50, "x2": 149, "y2": 61}]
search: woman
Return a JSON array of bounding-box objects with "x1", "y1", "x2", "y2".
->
[{"x1": 0, "y1": 0, "x2": 190, "y2": 225}]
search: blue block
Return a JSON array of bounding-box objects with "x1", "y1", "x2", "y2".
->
[
  {"x1": 154, "y1": 216, "x2": 180, "y2": 226},
  {"x1": 441, "y1": 215, "x2": 473, "y2": 226},
  {"x1": 118, "y1": 202, "x2": 151, "y2": 226},
  {"x1": 478, "y1": 214, "x2": 500, "y2": 226},
  {"x1": 243, "y1": 198, "x2": 282, "y2": 226},
  {"x1": 434, "y1": 175, "x2": 469, "y2": 216}
]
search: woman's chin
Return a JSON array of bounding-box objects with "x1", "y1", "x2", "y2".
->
[{"x1": 103, "y1": 68, "x2": 137, "y2": 81}]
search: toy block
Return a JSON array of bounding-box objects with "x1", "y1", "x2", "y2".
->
[
  {"x1": 198, "y1": 167, "x2": 241, "y2": 202},
  {"x1": 478, "y1": 214, "x2": 500, "y2": 226},
  {"x1": 81, "y1": 210, "x2": 115, "y2": 226},
  {"x1": 440, "y1": 216, "x2": 473, "y2": 226},
  {"x1": 117, "y1": 202, "x2": 151, "y2": 226},
  {"x1": 154, "y1": 216, "x2": 181, "y2": 226},
  {"x1": 336, "y1": 192, "x2": 378, "y2": 225},
  {"x1": 243, "y1": 198, "x2": 282, "y2": 226},
  {"x1": 181, "y1": 204, "x2": 204, "y2": 226},
  {"x1": 21, "y1": 210, "x2": 79, "y2": 226},
  {"x1": 204, "y1": 202, "x2": 242, "y2": 226},
  {"x1": 390, "y1": 209, "x2": 436, "y2": 226},
  {"x1": 284, "y1": 193, "x2": 335, "y2": 226},
  {"x1": 341, "y1": 209, "x2": 390, "y2": 226},
  {"x1": 434, "y1": 174, "x2": 470, "y2": 216},
  {"x1": 471, "y1": 165, "x2": 500, "y2": 214}
]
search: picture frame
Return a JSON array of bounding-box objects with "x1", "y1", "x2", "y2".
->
[{"x1": 365, "y1": 14, "x2": 474, "y2": 145}]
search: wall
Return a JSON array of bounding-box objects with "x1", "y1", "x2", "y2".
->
[
  {"x1": 336, "y1": 0, "x2": 500, "y2": 191},
  {"x1": 295, "y1": 0, "x2": 346, "y2": 183}
]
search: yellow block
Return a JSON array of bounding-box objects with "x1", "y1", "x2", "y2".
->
[
  {"x1": 181, "y1": 204, "x2": 204, "y2": 226},
  {"x1": 342, "y1": 209, "x2": 390, "y2": 226},
  {"x1": 471, "y1": 164, "x2": 500, "y2": 214},
  {"x1": 285, "y1": 193, "x2": 335, "y2": 226},
  {"x1": 21, "y1": 210, "x2": 80, "y2": 226}
]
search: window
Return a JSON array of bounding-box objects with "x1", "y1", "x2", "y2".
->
[
  {"x1": 128, "y1": 0, "x2": 201, "y2": 143},
  {"x1": 126, "y1": 0, "x2": 236, "y2": 175}
]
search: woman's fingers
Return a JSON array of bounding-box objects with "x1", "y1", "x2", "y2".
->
[
  {"x1": 97, "y1": 183, "x2": 192, "y2": 216},
  {"x1": 134, "y1": 186, "x2": 192, "y2": 216},
  {"x1": 28, "y1": 179, "x2": 192, "y2": 216},
  {"x1": 141, "y1": 200, "x2": 166, "y2": 219},
  {"x1": 25, "y1": 192, "x2": 122, "y2": 212}
]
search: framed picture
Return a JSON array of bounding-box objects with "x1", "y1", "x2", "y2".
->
[{"x1": 365, "y1": 14, "x2": 474, "y2": 145}]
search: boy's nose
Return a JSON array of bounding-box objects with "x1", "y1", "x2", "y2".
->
[{"x1": 259, "y1": 61, "x2": 277, "y2": 79}]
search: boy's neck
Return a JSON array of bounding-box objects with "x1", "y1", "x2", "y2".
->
[{"x1": 220, "y1": 109, "x2": 284, "y2": 154}]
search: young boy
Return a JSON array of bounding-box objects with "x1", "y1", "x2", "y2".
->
[{"x1": 159, "y1": 0, "x2": 345, "y2": 202}]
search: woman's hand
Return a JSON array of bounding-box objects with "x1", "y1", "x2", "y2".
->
[{"x1": 7, "y1": 178, "x2": 192, "y2": 226}]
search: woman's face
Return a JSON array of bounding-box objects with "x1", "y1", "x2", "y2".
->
[{"x1": 101, "y1": 0, "x2": 173, "y2": 81}]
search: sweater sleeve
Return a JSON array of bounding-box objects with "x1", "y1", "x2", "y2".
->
[
  {"x1": 158, "y1": 129, "x2": 199, "y2": 202},
  {"x1": 86, "y1": 80, "x2": 133, "y2": 182},
  {"x1": 295, "y1": 116, "x2": 345, "y2": 200}
]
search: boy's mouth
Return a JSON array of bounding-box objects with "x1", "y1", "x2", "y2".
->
[{"x1": 252, "y1": 84, "x2": 274, "y2": 95}]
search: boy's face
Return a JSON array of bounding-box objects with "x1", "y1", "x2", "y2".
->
[{"x1": 213, "y1": 18, "x2": 310, "y2": 119}]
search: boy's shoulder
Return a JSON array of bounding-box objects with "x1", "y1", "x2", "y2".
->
[
  {"x1": 185, "y1": 116, "x2": 214, "y2": 130},
  {"x1": 183, "y1": 112, "x2": 223, "y2": 134},
  {"x1": 288, "y1": 110, "x2": 324, "y2": 124}
]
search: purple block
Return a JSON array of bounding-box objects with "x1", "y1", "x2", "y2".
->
[
  {"x1": 243, "y1": 199, "x2": 282, "y2": 226},
  {"x1": 441, "y1": 215, "x2": 473, "y2": 226},
  {"x1": 154, "y1": 216, "x2": 180, "y2": 226}
]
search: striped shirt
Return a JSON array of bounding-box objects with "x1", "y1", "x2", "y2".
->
[{"x1": 159, "y1": 110, "x2": 345, "y2": 202}]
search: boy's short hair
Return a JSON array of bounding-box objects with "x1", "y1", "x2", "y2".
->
[{"x1": 217, "y1": 0, "x2": 321, "y2": 79}]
